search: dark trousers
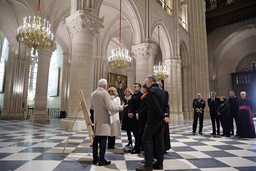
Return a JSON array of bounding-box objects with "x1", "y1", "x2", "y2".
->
[
  {"x1": 192, "y1": 112, "x2": 204, "y2": 133},
  {"x1": 210, "y1": 111, "x2": 220, "y2": 134},
  {"x1": 93, "y1": 136, "x2": 107, "y2": 161},
  {"x1": 126, "y1": 130, "x2": 132, "y2": 143},
  {"x1": 132, "y1": 119, "x2": 141, "y2": 151},
  {"x1": 220, "y1": 115, "x2": 230, "y2": 136},
  {"x1": 108, "y1": 136, "x2": 115, "y2": 148},
  {"x1": 142, "y1": 121, "x2": 165, "y2": 167},
  {"x1": 230, "y1": 113, "x2": 239, "y2": 134}
]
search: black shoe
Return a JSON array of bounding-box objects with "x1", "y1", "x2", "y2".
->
[
  {"x1": 152, "y1": 162, "x2": 163, "y2": 170},
  {"x1": 99, "y1": 159, "x2": 111, "y2": 166},
  {"x1": 136, "y1": 165, "x2": 153, "y2": 171},
  {"x1": 108, "y1": 146, "x2": 114, "y2": 149},
  {"x1": 126, "y1": 142, "x2": 132, "y2": 146},
  {"x1": 221, "y1": 134, "x2": 225, "y2": 136},
  {"x1": 131, "y1": 149, "x2": 141, "y2": 154},
  {"x1": 199, "y1": 132, "x2": 203, "y2": 135},
  {"x1": 92, "y1": 158, "x2": 98, "y2": 165},
  {"x1": 210, "y1": 133, "x2": 216, "y2": 135}
]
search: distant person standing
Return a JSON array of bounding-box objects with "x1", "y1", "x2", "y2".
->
[
  {"x1": 237, "y1": 91, "x2": 255, "y2": 138},
  {"x1": 218, "y1": 96, "x2": 231, "y2": 137},
  {"x1": 192, "y1": 93, "x2": 206, "y2": 135},
  {"x1": 227, "y1": 91, "x2": 239, "y2": 135},
  {"x1": 208, "y1": 91, "x2": 221, "y2": 135}
]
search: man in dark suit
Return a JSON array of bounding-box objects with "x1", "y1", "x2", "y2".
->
[
  {"x1": 128, "y1": 83, "x2": 143, "y2": 154},
  {"x1": 227, "y1": 91, "x2": 239, "y2": 135},
  {"x1": 192, "y1": 93, "x2": 206, "y2": 135},
  {"x1": 208, "y1": 91, "x2": 221, "y2": 135},
  {"x1": 136, "y1": 75, "x2": 169, "y2": 171}
]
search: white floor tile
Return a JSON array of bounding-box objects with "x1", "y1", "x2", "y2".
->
[
  {"x1": 215, "y1": 157, "x2": 256, "y2": 167},
  {"x1": 15, "y1": 160, "x2": 61, "y2": 171},
  {"x1": 1, "y1": 153, "x2": 41, "y2": 160}
]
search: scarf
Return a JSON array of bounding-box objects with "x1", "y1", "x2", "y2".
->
[
  {"x1": 140, "y1": 92, "x2": 148, "y2": 100},
  {"x1": 125, "y1": 95, "x2": 132, "y2": 102},
  {"x1": 110, "y1": 95, "x2": 116, "y2": 101}
]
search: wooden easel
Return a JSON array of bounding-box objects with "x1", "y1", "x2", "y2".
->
[{"x1": 61, "y1": 90, "x2": 94, "y2": 157}]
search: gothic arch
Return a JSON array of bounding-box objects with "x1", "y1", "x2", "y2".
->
[
  {"x1": 151, "y1": 21, "x2": 173, "y2": 61},
  {"x1": 99, "y1": 0, "x2": 144, "y2": 58},
  {"x1": 210, "y1": 24, "x2": 256, "y2": 96}
]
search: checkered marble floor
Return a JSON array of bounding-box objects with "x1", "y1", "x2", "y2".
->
[{"x1": 0, "y1": 118, "x2": 255, "y2": 171}]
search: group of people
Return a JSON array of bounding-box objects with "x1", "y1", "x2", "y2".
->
[
  {"x1": 193, "y1": 91, "x2": 255, "y2": 138},
  {"x1": 90, "y1": 75, "x2": 171, "y2": 170}
]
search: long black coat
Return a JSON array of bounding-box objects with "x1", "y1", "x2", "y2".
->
[
  {"x1": 147, "y1": 84, "x2": 166, "y2": 125},
  {"x1": 136, "y1": 93, "x2": 148, "y2": 134},
  {"x1": 227, "y1": 96, "x2": 239, "y2": 116},
  {"x1": 121, "y1": 98, "x2": 132, "y2": 131},
  {"x1": 218, "y1": 101, "x2": 230, "y2": 136},
  {"x1": 208, "y1": 97, "x2": 220, "y2": 116}
]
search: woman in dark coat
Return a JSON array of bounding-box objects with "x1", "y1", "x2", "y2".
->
[
  {"x1": 217, "y1": 96, "x2": 231, "y2": 137},
  {"x1": 121, "y1": 88, "x2": 133, "y2": 146}
]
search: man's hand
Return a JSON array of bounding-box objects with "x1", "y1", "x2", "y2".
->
[
  {"x1": 122, "y1": 102, "x2": 128, "y2": 108},
  {"x1": 163, "y1": 117, "x2": 169, "y2": 123},
  {"x1": 128, "y1": 113, "x2": 134, "y2": 118},
  {"x1": 136, "y1": 113, "x2": 139, "y2": 120},
  {"x1": 218, "y1": 112, "x2": 220, "y2": 115}
]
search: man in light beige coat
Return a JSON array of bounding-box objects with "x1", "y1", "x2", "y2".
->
[{"x1": 91, "y1": 79, "x2": 126, "y2": 166}]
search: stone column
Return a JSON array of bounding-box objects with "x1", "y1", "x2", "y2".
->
[
  {"x1": 1, "y1": 45, "x2": 30, "y2": 120},
  {"x1": 132, "y1": 43, "x2": 157, "y2": 84},
  {"x1": 60, "y1": 10, "x2": 103, "y2": 131},
  {"x1": 30, "y1": 47, "x2": 55, "y2": 124},
  {"x1": 126, "y1": 68, "x2": 135, "y2": 89},
  {"x1": 60, "y1": 53, "x2": 70, "y2": 117},
  {"x1": 93, "y1": 56, "x2": 106, "y2": 90},
  {"x1": 188, "y1": 0, "x2": 210, "y2": 116}
]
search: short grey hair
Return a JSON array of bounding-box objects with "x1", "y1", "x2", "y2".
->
[
  {"x1": 98, "y1": 79, "x2": 107, "y2": 87},
  {"x1": 211, "y1": 91, "x2": 216, "y2": 95},
  {"x1": 240, "y1": 91, "x2": 246, "y2": 95},
  {"x1": 147, "y1": 74, "x2": 158, "y2": 83}
]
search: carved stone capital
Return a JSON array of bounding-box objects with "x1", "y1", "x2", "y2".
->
[
  {"x1": 131, "y1": 43, "x2": 157, "y2": 60},
  {"x1": 66, "y1": 10, "x2": 104, "y2": 35}
]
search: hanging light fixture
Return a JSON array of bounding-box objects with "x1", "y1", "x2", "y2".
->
[
  {"x1": 108, "y1": 0, "x2": 132, "y2": 69},
  {"x1": 154, "y1": 26, "x2": 168, "y2": 81},
  {"x1": 16, "y1": 0, "x2": 54, "y2": 55}
]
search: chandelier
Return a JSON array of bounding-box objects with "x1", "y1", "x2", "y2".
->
[
  {"x1": 108, "y1": 0, "x2": 132, "y2": 69},
  {"x1": 16, "y1": 0, "x2": 54, "y2": 55},
  {"x1": 154, "y1": 26, "x2": 168, "y2": 80}
]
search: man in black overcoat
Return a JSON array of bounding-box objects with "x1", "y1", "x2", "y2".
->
[
  {"x1": 128, "y1": 83, "x2": 143, "y2": 154},
  {"x1": 192, "y1": 93, "x2": 206, "y2": 135},
  {"x1": 136, "y1": 75, "x2": 169, "y2": 171},
  {"x1": 208, "y1": 91, "x2": 221, "y2": 135},
  {"x1": 227, "y1": 91, "x2": 239, "y2": 135}
]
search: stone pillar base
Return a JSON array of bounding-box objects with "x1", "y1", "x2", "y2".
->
[
  {"x1": 1, "y1": 113, "x2": 24, "y2": 120},
  {"x1": 60, "y1": 118, "x2": 87, "y2": 131},
  {"x1": 30, "y1": 111, "x2": 50, "y2": 124},
  {"x1": 169, "y1": 112, "x2": 184, "y2": 124}
]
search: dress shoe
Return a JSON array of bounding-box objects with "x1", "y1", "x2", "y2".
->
[
  {"x1": 99, "y1": 159, "x2": 111, "y2": 166},
  {"x1": 210, "y1": 133, "x2": 216, "y2": 135},
  {"x1": 108, "y1": 146, "x2": 114, "y2": 149},
  {"x1": 130, "y1": 149, "x2": 141, "y2": 154},
  {"x1": 199, "y1": 132, "x2": 203, "y2": 135},
  {"x1": 126, "y1": 142, "x2": 132, "y2": 146},
  {"x1": 152, "y1": 162, "x2": 163, "y2": 170},
  {"x1": 92, "y1": 158, "x2": 98, "y2": 165},
  {"x1": 136, "y1": 165, "x2": 153, "y2": 171}
]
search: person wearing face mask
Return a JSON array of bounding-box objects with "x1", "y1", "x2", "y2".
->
[
  {"x1": 217, "y1": 96, "x2": 231, "y2": 137},
  {"x1": 237, "y1": 91, "x2": 255, "y2": 138},
  {"x1": 107, "y1": 87, "x2": 121, "y2": 149}
]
